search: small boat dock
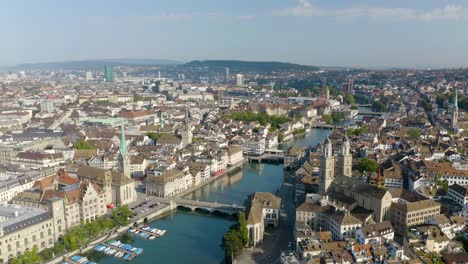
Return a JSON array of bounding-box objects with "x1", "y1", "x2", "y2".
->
[
  {"x1": 93, "y1": 240, "x2": 143, "y2": 261},
  {"x1": 62, "y1": 255, "x2": 97, "y2": 264},
  {"x1": 128, "y1": 224, "x2": 166, "y2": 240}
]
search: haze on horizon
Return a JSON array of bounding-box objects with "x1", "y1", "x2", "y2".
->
[{"x1": 3, "y1": 0, "x2": 468, "y2": 69}]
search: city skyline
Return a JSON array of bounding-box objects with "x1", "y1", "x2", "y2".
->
[{"x1": 3, "y1": 0, "x2": 468, "y2": 68}]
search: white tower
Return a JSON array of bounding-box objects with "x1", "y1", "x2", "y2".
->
[
  {"x1": 337, "y1": 135, "x2": 352, "y2": 177},
  {"x1": 319, "y1": 138, "x2": 335, "y2": 195}
]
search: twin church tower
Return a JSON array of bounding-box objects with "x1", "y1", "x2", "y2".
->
[{"x1": 319, "y1": 135, "x2": 352, "y2": 195}]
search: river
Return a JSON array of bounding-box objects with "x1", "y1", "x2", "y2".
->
[{"x1": 97, "y1": 128, "x2": 331, "y2": 264}]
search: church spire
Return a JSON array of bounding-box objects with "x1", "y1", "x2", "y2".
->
[
  {"x1": 452, "y1": 88, "x2": 459, "y2": 130},
  {"x1": 454, "y1": 88, "x2": 459, "y2": 111},
  {"x1": 160, "y1": 110, "x2": 164, "y2": 129},
  {"x1": 120, "y1": 125, "x2": 127, "y2": 157}
]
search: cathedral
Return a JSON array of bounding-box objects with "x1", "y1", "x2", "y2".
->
[{"x1": 319, "y1": 135, "x2": 392, "y2": 223}]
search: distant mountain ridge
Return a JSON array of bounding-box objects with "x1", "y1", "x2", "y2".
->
[
  {"x1": 183, "y1": 60, "x2": 319, "y2": 72},
  {"x1": 2, "y1": 59, "x2": 182, "y2": 71}
]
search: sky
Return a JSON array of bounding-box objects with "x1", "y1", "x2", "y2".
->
[{"x1": 2, "y1": 0, "x2": 468, "y2": 68}]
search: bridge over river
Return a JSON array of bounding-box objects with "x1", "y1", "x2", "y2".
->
[{"x1": 150, "y1": 197, "x2": 245, "y2": 215}]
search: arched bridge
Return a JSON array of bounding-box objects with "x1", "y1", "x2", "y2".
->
[
  {"x1": 174, "y1": 198, "x2": 245, "y2": 215},
  {"x1": 149, "y1": 197, "x2": 245, "y2": 215}
]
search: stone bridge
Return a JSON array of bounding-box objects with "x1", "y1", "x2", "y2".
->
[
  {"x1": 151, "y1": 197, "x2": 245, "y2": 215},
  {"x1": 174, "y1": 198, "x2": 245, "y2": 215}
]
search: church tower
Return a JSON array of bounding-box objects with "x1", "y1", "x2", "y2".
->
[
  {"x1": 337, "y1": 135, "x2": 352, "y2": 177},
  {"x1": 118, "y1": 125, "x2": 131, "y2": 178},
  {"x1": 180, "y1": 107, "x2": 193, "y2": 148},
  {"x1": 319, "y1": 138, "x2": 335, "y2": 195},
  {"x1": 159, "y1": 110, "x2": 164, "y2": 129},
  {"x1": 452, "y1": 88, "x2": 459, "y2": 130}
]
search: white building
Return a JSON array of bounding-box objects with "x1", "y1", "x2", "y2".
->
[
  {"x1": 355, "y1": 221, "x2": 394, "y2": 246},
  {"x1": 245, "y1": 192, "x2": 281, "y2": 247},
  {"x1": 447, "y1": 184, "x2": 468, "y2": 206},
  {"x1": 41, "y1": 100, "x2": 55, "y2": 113},
  {"x1": 236, "y1": 74, "x2": 244, "y2": 86},
  {"x1": 329, "y1": 211, "x2": 362, "y2": 241},
  {"x1": 242, "y1": 137, "x2": 266, "y2": 156}
]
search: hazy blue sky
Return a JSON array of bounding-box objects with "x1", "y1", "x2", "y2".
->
[{"x1": 2, "y1": 0, "x2": 468, "y2": 68}]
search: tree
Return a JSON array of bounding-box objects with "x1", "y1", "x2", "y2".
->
[
  {"x1": 53, "y1": 243, "x2": 65, "y2": 255},
  {"x1": 407, "y1": 128, "x2": 421, "y2": 139},
  {"x1": 237, "y1": 212, "x2": 249, "y2": 246},
  {"x1": 111, "y1": 205, "x2": 134, "y2": 226},
  {"x1": 439, "y1": 179, "x2": 449, "y2": 192},
  {"x1": 323, "y1": 114, "x2": 333, "y2": 124},
  {"x1": 372, "y1": 101, "x2": 387, "y2": 112},
  {"x1": 222, "y1": 230, "x2": 243, "y2": 264},
  {"x1": 40, "y1": 247, "x2": 54, "y2": 261},
  {"x1": 344, "y1": 94, "x2": 355, "y2": 105},
  {"x1": 357, "y1": 158, "x2": 378, "y2": 173},
  {"x1": 73, "y1": 140, "x2": 97, "y2": 150},
  {"x1": 146, "y1": 132, "x2": 161, "y2": 142},
  {"x1": 277, "y1": 134, "x2": 284, "y2": 143}
]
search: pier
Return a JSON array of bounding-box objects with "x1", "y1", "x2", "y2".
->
[{"x1": 96, "y1": 241, "x2": 139, "y2": 261}]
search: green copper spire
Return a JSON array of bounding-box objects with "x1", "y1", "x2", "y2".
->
[
  {"x1": 120, "y1": 125, "x2": 127, "y2": 157},
  {"x1": 454, "y1": 88, "x2": 458, "y2": 111}
]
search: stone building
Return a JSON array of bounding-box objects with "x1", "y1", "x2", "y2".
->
[
  {"x1": 76, "y1": 165, "x2": 136, "y2": 206},
  {"x1": 12, "y1": 169, "x2": 109, "y2": 229},
  {"x1": 0, "y1": 203, "x2": 63, "y2": 263},
  {"x1": 146, "y1": 169, "x2": 189, "y2": 198},
  {"x1": 245, "y1": 192, "x2": 281, "y2": 247}
]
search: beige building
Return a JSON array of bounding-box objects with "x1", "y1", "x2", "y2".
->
[
  {"x1": 76, "y1": 165, "x2": 136, "y2": 206},
  {"x1": 12, "y1": 169, "x2": 108, "y2": 229},
  {"x1": 329, "y1": 211, "x2": 362, "y2": 241},
  {"x1": 146, "y1": 169, "x2": 189, "y2": 198},
  {"x1": 0, "y1": 202, "x2": 63, "y2": 263},
  {"x1": 245, "y1": 192, "x2": 281, "y2": 247},
  {"x1": 328, "y1": 176, "x2": 392, "y2": 223},
  {"x1": 389, "y1": 199, "x2": 441, "y2": 235}
]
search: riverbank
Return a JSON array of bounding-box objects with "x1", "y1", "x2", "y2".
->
[{"x1": 175, "y1": 160, "x2": 245, "y2": 198}]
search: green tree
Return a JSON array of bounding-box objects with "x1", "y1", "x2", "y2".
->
[
  {"x1": 407, "y1": 128, "x2": 421, "y2": 139},
  {"x1": 237, "y1": 212, "x2": 249, "y2": 246},
  {"x1": 439, "y1": 179, "x2": 449, "y2": 192},
  {"x1": 40, "y1": 247, "x2": 54, "y2": 261},
  {"x1": 112, "y1": 205, "x2": 134, "y2": 226},
  {"x1": 323, "y1": 114, "x2": 333, "y2": 124},
  {"x1": 53, "y1": 243, "x2": 65, "y2": 256},
  {"x1": 372, "y1": 101, "x2": 387, "y2": 112},
  {"x1": 357, "y1": 158, "x2": 378, "y2": 173},
  {"x1": 277, "y1": 134, "x2": 284, "y2": 143},
  {"x1": 222, "y1": 230, "x2": 243, "y2": 264},
  {"x1": 344, "y1": 94, "x2": 355, "y2": 105},
  {"x1": 146, "y1": 132, "x2": 161, "y2": 142},
  {"x1": 73, "y1": 140, "x2": 97, "y2": 150}
]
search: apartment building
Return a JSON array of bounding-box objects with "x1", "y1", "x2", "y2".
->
[{"x1": 389, "y1": 199, "x2": 441, "y2": 235}]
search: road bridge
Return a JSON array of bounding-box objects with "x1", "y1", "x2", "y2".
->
[{"x1": 150, "y1": 197, "x2": 244, "y2": 215}]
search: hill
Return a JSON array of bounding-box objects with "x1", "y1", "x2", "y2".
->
[{"x1": 184, "y1": 60, "x2": 319, "y2": 73}]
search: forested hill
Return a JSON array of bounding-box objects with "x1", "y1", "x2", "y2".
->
[{"x1": 184, "y1": 60, "x2": 319, "y2": 73}]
